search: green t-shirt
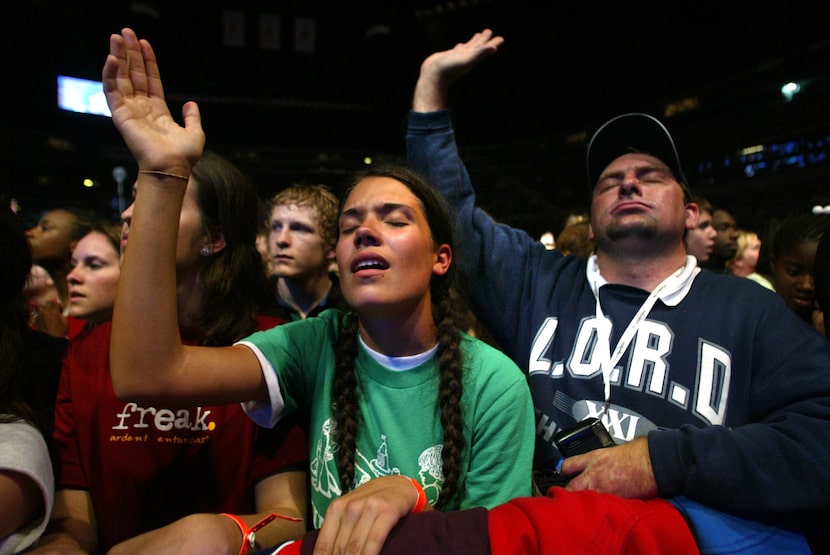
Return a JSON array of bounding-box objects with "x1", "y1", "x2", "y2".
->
[{"x1": 242, "y1": 309, "x2": 534, "y2": 527}]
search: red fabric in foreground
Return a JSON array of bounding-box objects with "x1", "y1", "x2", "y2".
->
[
  {"x1": 294, "y1": 487, "x2": 699, "y2": 554},
  {"x1": 488, "y1": 487, "x2": 699, "y2": 555}
]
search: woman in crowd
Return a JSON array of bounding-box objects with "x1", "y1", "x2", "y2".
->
[
  {"x1": 30, "y1": 151, "x2": 309, "y2": 555},
  {"x1": 104, "y1": 27, "x2": 534, "y2": 555},
  {"x1": 25, "y1": 207, "x2": 95, "y2": 339},
  {"x1": 65, "y1": 222, "x2": 122, "y2": 329}
]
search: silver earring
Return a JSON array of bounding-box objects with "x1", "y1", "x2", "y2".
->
[{"x1": 201, "y1": 246, "x2": 212, "y2": 256}]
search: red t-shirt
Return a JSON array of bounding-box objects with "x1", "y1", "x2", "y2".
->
[
  {"x1": 65, "y1": 315, "x2": 87, "y2": 340},
  {"x1": 54, "y1": 316, "x2": 308, "y2": 552}
]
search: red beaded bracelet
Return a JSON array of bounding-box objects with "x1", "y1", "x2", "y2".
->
[
  {"x1": 220, "y1": 512, "x2": 303, "y2": 555},
  {"x1": 407, "y1": 477, "x2": 427, "y2": 513}
]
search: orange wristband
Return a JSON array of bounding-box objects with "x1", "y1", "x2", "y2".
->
[
  {"x1": 220, "y1": 512, "x2": 303, "y2": 555},
  {"x1": 407, "y1": 477, "x2": 427, "y2": 513}
]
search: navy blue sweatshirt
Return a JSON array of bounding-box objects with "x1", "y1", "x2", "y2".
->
[{"x1": 406, "y1": 109, "x2": 830, "y2": 527}]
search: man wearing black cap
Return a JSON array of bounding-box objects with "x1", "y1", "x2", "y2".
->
[{"x1": 387, "y1": 28, "x2": 830, "y2": 554}]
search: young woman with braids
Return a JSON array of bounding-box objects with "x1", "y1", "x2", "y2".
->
[{"x1": 104, "y1": 28, "x2": 534, "y2": 555}]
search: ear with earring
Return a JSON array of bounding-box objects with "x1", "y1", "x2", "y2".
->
[{"x1": 200, "y1": 246, "x2": 212, "y2": 256}]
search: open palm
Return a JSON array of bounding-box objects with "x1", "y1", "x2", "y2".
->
[{"x1": 102, "y1": 28, "x2": 204, "y2": 175}]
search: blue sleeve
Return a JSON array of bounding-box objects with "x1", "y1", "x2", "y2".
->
[
  {"x1": 406, "y1": 109, "x2": 564, "y2": 362},
  {"x1": 650, "y1": 294, "x2": 830, "y2": 525}
]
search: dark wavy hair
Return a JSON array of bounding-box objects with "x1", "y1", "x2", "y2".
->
[
  {"x1": 768, "y1": 212, "x2": 830, "y2": 262},
  {"x1": 0, "y1": 198, "x2": 42, "y2": 429},
  {"x1": 190, "y1": 151, "x2": 273, "y2": 345},
  {"x1": 332, "y1": 164, "x2": 465, "y2": 510}
]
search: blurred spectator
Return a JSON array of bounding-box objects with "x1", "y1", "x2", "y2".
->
[
  {"x1": 556, "y1": 220, "x2": 594, "y2": 258},
  {"x1": 686, "y1": 195, "x2": 717, "y2": 263},
  {"x1": 256, "y1": 219, "x2": 275, "y2": 277},
  {"x1": 768, "y1": 212, "x2": 830, "y2": 330},
  {"x1": 65, "y1": 222, "x2": 122, "y2": 329},
  {"x1": 700, "y1": 208, "x2": 738, "y2": 273},
  {"x1": 266, "y1": 183, "x2": 348, "y2": 321},
  {"x1": 25, "y1": 207, "x2": 95, "y2": 339},
  {"x1": 726, "y1": 229, "x2": 774, "y2": 290}
]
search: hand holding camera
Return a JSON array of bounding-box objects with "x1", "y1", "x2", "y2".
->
[{"x1": 533, "y1": 417, "x2": 615, "y2": 493}]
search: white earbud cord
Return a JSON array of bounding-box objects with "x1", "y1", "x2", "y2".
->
[{"x1": 589, "y1": 261, "x2": 689, "y2": 418}]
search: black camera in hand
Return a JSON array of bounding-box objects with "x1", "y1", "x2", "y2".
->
[
  {"x1": 533, "y1": 417, "x2": 615, "y2": 494},
  {"x1": 553, "y1": 416, "x2": 615, "y2": 457}
]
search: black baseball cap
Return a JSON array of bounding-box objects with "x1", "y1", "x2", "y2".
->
[{"x1": 586, "y1": 113, "x2": 691, "y2": 199}]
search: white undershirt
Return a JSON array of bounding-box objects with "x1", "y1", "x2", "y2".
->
[{"x1": 358, "y1": 335, "x2": 439, "y2": 371}]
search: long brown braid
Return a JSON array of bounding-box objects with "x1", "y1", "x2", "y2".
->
[
  {"x1": 333, "y1": 311, "x2": 360, "y2": 490},
  {"x1": 332, "y1": 164, "x2": 465, "y2": 510}
]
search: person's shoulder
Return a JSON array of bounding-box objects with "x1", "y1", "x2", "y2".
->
[
  {"x1": 248, "y1": 308, "x2": 346, "y2": 342},
  {"x1": 309, "y1": 308, "x2": 353, "y2": 338},
  {"x1": 695, "y1": 269, "x2": 776, "y2": 298},
  {"x1": 541, "y1": 250, "x2": 588, "y2": 278},
  {"x1": 0, "y1": 420, "x2": 52, "y2": 504},
  {"x1": 0, "y1": 419, "x2": 49, "y2": 454},
  {"x1": 457, "y1": 335, "x2": 530, "y2": 406},
  {"x1": 254, "y1": 313, "x2": 287, "y2": 332},
  {"x1": 67, "y1": 320, "x2": 112, "y2": 348},
  {"x1": 21, "y1": 328, "x2": 67, "y2": 371},
  {"x1": 694, "y1": 270, "x2": 797, "y2": 321},
  {"x1": 60, "y1": 323, "x2": 112, "y2": 380},
  {"x1": 22, "y1": 327, "x2": 68, "y2": 352},
  {"x1": 314, "y1": 307, "x2": 349, "y2": 323},
  {"x1": 459, "y1": 333, "x2": 524, "y2": 377},
  {"x1": 746, "y1": 272, "x2": 775, "y2": 291}
]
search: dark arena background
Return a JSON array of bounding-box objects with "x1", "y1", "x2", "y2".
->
[{"x1": 4, "y1": 1, "x2": 829, "y2": 240}]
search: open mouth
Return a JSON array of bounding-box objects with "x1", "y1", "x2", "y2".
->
[{"x1": 351, "y1": 256, "x2": 389, "y2": 273}]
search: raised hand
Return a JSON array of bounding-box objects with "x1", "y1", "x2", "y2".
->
[
  {"x1": 412, "y1": 28, "x2": 504, "y2": 112},
  {"x1": 102, "y1": 27, "x2": 204, "y2": 177}
]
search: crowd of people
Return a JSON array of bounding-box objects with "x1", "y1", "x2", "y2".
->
[{"x1": 2, "y1": 24, "x2": 829, "y2": 555}]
